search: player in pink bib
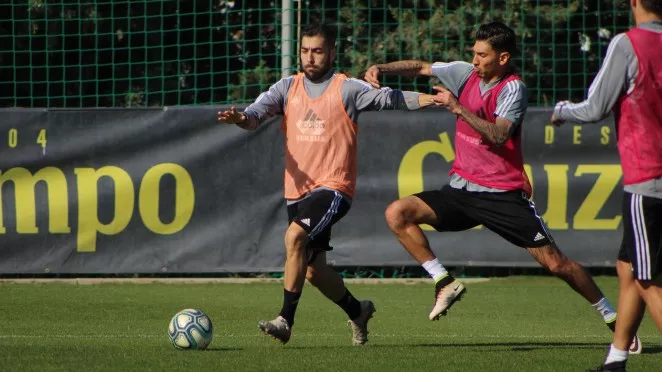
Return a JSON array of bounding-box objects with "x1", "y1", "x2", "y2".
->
[
  {"x1": 552, "y1": 1, "x2": 662, "y2": 370},
  {"x1": 365, "y1": 21, "x2": 637, "y2": 351}
]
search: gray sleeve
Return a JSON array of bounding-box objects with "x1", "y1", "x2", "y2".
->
[
  {"x1": 553, "y1": 33, "x2": 633, "y2": 123},
  {"x1": 495, "y1": 80, "x2": 528, "y2": 126},
  {"x1": 342, "y1": 78, "x2": 421, "y2": 122},
  {"x1": 430, "y1": 61, "x2": 474, "y2": 96},
  {"x1": 242, "y1": 76, "x2": 294, "y2": 128}
]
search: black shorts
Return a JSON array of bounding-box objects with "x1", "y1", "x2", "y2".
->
[
  {"x1": 415, "y1": 184, "x2": 554, "y2": 248},
  {"x1": 617, "y1": 192, "x2": 662, "y2": 280},
  {"x1": 287, "y1": 189, "x2": 351, "y2": 262}
]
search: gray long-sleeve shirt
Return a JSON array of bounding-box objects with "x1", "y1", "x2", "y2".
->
[
  {"x1": 242, "y1": 70, "x2": 422, "y2": 130},
  {"x1": 241, "y1": 70, "x2": 423, "y2": 203},
  {"x1": 431, "y1": 61, "x2": 529, "y2": 192},
  {"x1": 553, "y1": 21, "x2": 662, "y2": 199}
]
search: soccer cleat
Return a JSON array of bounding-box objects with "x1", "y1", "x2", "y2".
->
[
  {"x1": 628, "y1": 334, "x2": 642, "y2": 354},
  {"x1": 258, "y1": 315, "x2": 291, "y2": 344},
  {"x1": 605, "y1": 320, "x2": 642, "y2": 355},
  {"x1": 347, "y1": 300, "x2": 376, "y2": 346},
  {"x1": 587, "y1": 360, "x2": 626, "y2": 372},
  {"x1": 429, "y1": 280, "x2": 466, "y2": 320}
]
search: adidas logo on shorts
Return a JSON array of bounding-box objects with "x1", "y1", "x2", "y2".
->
[
  {"x1": 534, "y1": 232, "x2": 545, "y2": 242},
  {"x1": 301, "y1": 218, "x2": 311, "y2": 226}
]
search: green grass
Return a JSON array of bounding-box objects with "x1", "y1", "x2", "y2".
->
[{"x1": 0, "y1": 277, "x2": 660, "y2": 371}]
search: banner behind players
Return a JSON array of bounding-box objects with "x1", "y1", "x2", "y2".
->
[{"x1": 0, "y1": 107, "x2": 622, "y2": 273}]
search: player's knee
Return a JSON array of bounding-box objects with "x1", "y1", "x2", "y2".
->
[
  {"x1": 306, "y1": 266, "x2": 320, "y2": 286},
  {"x1": 544, "y1": 256, "x2": 575, "y2": 277},
  {"x1": 284, "y1": 225, "x2": 308, "y2": 254},
  {"x1": 385, "y1": 201, "x2": 407, "y2": 230}
]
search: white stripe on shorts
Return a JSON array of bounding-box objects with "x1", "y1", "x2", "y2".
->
[
  {"x1": 309, "y1": 191, "x2": 342, "y2": 239},
  {"x1": 522, "y1": 193, "x2": 552, "y2": 241},
  {"x1": 631, "y1": 194, "x2": 651, "y2": 280}
]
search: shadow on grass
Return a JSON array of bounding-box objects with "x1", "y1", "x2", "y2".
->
[
  {"x1": 202, "y1": 347, "x2": 243, "y2": 352},
  {"x1": 641, "y1": 345, "x2": 662, "y2": 355},
  {"x1": 283, "y1": 342, "x2": 662, "y2": 353},
  {"x1": 413, "y1": 342, "x2": 606, "y2": 351},
  {"x1": 414, "y1": 342, "x2": 662, "y2": 354},
  {"x1": 285, "y1": 342, "x2": 603, "y2": 351}
]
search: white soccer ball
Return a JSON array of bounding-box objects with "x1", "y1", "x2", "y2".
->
[{"x1": 168, "y1": 308, "x2": 213, "y2": 350}]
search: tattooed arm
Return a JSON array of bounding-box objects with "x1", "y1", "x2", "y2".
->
[
  {"x1": 433, "y1": 86, "x2": 515, "y2": 147},
  {"x1": 363, "y1": 60, "x2": 433, "y2": 88}
]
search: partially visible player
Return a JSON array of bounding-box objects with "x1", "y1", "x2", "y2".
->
[
  {"x1": 364, "y1": 21, "x2": 638, "y2": 351},
  {"x1": 218, "y1": 23, "x2": 436, "y2": 345},
  {"x1": 551, "y1": 1, "x2": 662, "y2": 370}
]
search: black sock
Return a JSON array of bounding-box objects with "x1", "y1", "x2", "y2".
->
[
  {"x1": 335, "y1": 289, "x2": 362, "y2": 320},
  {"x1": 279, "y1": 289, "x2": 301, "y2": 327},
  {"x1": 435, "y1": 275, "x2": 455, "y2": 291}
]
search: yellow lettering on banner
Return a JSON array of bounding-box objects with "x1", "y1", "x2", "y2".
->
[
  {"x1": 8, "y1": 129, "x2": 17, "y2": 148},
  {"x1": 0, "y1": 167, "x2": 70, "y2": 234},
  {"x1": 600, "y1": 126, "x2": 611, "y2": 145},
  {"x1": 544, "y1": 126, "x2": 554, "y2": 144},
  {"x1": 398, "y1": 132, "x2": 455, "y2": 231},
  {"x1": 139, "y1": 164, "x2": 195, "y2": 234},
  {"x1": 573, "y1": 126, "x2": 582, "y2": 144},
  {"x1": 37, "y1": 129, "x2": 47, "y2": 149},
  {"x1": 573, "y1": 165, "x2": 622, "y2": 230},
  {"x1": 542, "y1": 164, "x2": 569, "y2": 229},
  {"x1": 75, "y1": 167, "x2": 134, "y2": 252}
]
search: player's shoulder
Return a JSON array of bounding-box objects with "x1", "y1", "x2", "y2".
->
[
  {"x1": 501, "y1": 78, "x2": 527, "y2": 94},
  {"x1": 431, "y1": 61, "x2": 472, "y2": 75},
  {"x1": 497, "y1": 78, "x2": 528, "y2": 105},
  {"x1": 342, "y1": 76, "x2": 376, "y2": 92},
  {"x1": 431, "y1": 61, "x2": 473, "y2": 69},
  {"x1": 608, "y1": 32, "x2": 631, "y2": 50},
  {"x1": 272, "y1": 75, "x2": 296, "y2": 88}
]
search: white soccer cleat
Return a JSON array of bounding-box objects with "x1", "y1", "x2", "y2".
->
[
  {"x1": 429, "y1": 280, "x2": 466, "y2": 321},
  {"x1": 258, "y1": 315, "x2": 291, "y2": 344},
  {"x1": 629, "y1": 334, "x2": 642, "y2": 355},
  {"x1": 605, "y1": 319, "x2": 643, "y2": 355},
  {"x1": 347, "y1": 300, "x2": 376, "y2": 346}
]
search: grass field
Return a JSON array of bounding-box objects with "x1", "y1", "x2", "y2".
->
[{"x1": 0, "y1": 277, "x2": 660, "y2": 371}]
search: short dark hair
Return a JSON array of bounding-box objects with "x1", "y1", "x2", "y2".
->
[
  {"x1": 475, "y1": 22, "x2": 517, "y2": 55},
  {"x1": 300, "y1": 23, "x2": 336, "y2": 50},
  {"x1": 640, "y1": 0, "x2": 662, "y2": 17}
]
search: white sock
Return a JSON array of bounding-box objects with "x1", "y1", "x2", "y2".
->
[
  {"x1": 422, "y1": 258, "x2": 448, "y2": 282},
  {"x1": 592, "y1": 297, "x2": 617, "y2": 323},
  {"x1": 604, "y1": 344, "x2": 628, "y2": 364}
]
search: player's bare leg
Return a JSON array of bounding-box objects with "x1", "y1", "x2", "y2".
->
[
  {"x1": 635, "y1": 274, "x2": 662, "y2": 332},
  {"x1": 385, "y1": 196, "x2": 466, "y2": 320},
  {"x1": 597, "y1": 260, "x2": 647, "y2": 371},
  {"x1": 528, "y1": 244, "x2": 642, "y2": 353},
  {"x1": 306, "y1": 252, "x2": 345, "y2": 300},
  {"x1": 306, "y1": 252, "x2": 376, "y2": 345},
  {"x1": 527, "y1": 243, "x2": 603, "y2": 303},
  {"x1": 385, "y1": 196, "x2": 439, "y2": 263},
  {"x1": 258, "y1": 222, "x2": 309, "y2": 344}
]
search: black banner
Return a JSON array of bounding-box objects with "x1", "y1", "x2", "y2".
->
[{"x1": 0, "y1": 106, "x2": 622, "y2": 273}]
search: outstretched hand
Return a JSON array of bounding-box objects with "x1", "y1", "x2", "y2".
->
[
  {"x1": 550, "y1": 113, "x2": 565, "y2": 127},
  {"x1": 217, "y1": 106, "x2": 245, "y2": 125},
  {"x1": 551, "y1": 101, "x2": 568, "y2": 127},
  {"x1": 363, "y1": 65, "x2": 382, "y2": 88},
  {"x1": 432, "y1": 86, "x2": 461, "y2": 114}
]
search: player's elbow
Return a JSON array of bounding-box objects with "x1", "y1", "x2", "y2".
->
[
  {"x1": 419, "y1": 63, "x2": 433, "y2": 76},
  {"x1": 488, "y1": 133, "x2": 509, "y2": 147}
]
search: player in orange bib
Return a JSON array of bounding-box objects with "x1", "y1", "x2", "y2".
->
[{"x1": 218, "y1": 23, "x2": 437, "y2": 345}]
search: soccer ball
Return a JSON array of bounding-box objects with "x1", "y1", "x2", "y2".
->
[{"x1": 168, "y1": 308, "x2": 213, "y2": 350}]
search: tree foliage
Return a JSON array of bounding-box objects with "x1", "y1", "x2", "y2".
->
[{"x1": 0, "y1": 0, "x2": 631, "y2": 107}]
